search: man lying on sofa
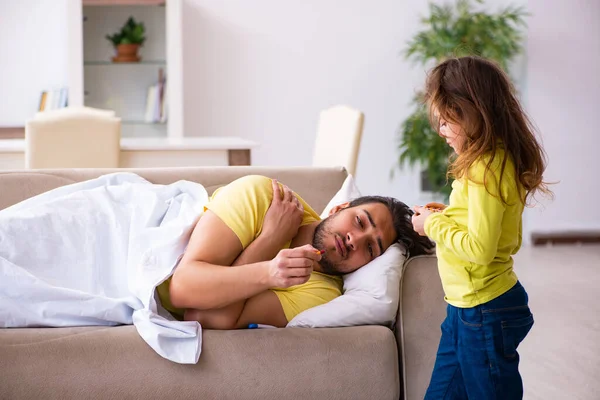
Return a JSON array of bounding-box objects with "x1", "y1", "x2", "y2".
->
[{"x1": 158, "y1": 175, "x2": 433, "y2": 329}]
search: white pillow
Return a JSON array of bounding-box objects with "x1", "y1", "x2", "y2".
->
[
  {"x1": 287, "y1": 244, "x2": 406, "y2": 328},
  {"x1": 287, "y1": 175, "x2": 407, "y2": 328},
  {"x1": 319, "y1": 175, "x2": 362, "y2": 218}
]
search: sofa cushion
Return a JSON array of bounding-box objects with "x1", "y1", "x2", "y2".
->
[{"x1": 0, "y1": 325, "x2": 400, "y2": 400}]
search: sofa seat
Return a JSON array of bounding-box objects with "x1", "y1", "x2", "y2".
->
[{"x1": 0, "y1": 325, "x2": 399, "y2": 400}]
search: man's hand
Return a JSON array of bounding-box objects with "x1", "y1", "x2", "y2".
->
[
  {"x1": 262, "y1": 179, "x2": 304, "y2": 243},
  {"x1": 267, "y1": 244, "x2": 322, "y2": 288},
  {"x1": 411, "y1": 205, "x2": 433, "y2": 236}
]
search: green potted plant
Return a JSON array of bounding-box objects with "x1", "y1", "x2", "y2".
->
[
  {"x1": 396, "y1": 0, "x2": 528, "y2": 198},
  {"x1": 106, "y1": 17, "x2": 146, "y2": 63}
]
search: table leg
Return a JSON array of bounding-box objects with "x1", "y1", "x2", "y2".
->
[{"x1": 228, "y1": 149, "x2": 251, "y2": 166}]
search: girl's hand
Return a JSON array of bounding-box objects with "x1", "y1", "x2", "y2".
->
[
  {"x1": 411, "y1": 206, "x2": 432, "y2": 236},
  {"x1": 262, "y1": 179, "x2": 304, "y2": 243}
]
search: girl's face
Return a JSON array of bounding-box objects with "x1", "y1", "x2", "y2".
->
[{"x1": 438, "y1": 117, "x2": 464, "y2": 154}]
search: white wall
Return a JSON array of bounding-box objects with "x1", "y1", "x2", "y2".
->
[
  {"x1": 523, "y1": 0, "x2": 600, "y2": 236},
  {"x1": 2, "y1": 0, "x2": 597, "y2": 237},
  {"x1": 182, "y1": 0, "x2": 600, "y2": 238},
  {"x1": 181, "y1": 0, "x2": 528, "y2": 211},
  {"x1": 181, "y1": 0, "x2": 432, "y2": 210},
  {"x1": 0, "y1": 0, "x2": 70, "y2": 126}
]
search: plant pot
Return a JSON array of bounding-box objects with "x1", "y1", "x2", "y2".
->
[{"x1": 112, "y1": 44, "x2": 141, "y2": 63}]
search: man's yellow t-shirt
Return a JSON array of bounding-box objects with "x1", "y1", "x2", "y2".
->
[
  {"x1": 157, "y1": 175, "x2": 342, "y2": 321},
  {"x1": 424, "y1": 150, "x2": 523, "y2": 308}
]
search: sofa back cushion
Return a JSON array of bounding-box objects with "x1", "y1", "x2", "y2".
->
[{"x1": 0, "y1": 166, "x2": 348, "y2": 212}]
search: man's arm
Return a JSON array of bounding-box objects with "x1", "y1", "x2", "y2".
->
[
  {"x1": 181, "y1": 219, "x2": 303, "y2": 328},
  {"x1": 185, "y1": 289, "x2": 288, "y2": 329},
  {"x1": 235, "y1": 291, "x2": 288, "y2": 328},
  {"x1": 170, "y1": 210, "x2": 319, "y2": 312},
  {"x1": 232, "y1": 179, "x2": 305, "y2": 267},
  {"x1": 178, "y1": 212, "x2": 289, "y2": 329},
  {"x1": 231, "y1": 232, "x2": 283, "y2": 267},
  {"x1": 170, "y1": 210, "x2": 272, "y2": 310}
]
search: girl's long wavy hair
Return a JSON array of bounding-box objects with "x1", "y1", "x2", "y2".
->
[{"x1": 425, "y1": 56, "x2": 552, "y2": 205}]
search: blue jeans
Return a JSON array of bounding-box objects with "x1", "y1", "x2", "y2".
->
[{"x1": 425, "y1": 281, "x2": 534, "y2": 400}]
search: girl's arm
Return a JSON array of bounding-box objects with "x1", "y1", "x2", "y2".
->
[{"x1": 424, "y1": 180, "x2": 506, "y2": 265}]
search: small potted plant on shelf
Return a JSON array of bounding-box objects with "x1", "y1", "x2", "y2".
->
[{"x1": 105, "y1": 17, "x2": 146, "y2": 63}]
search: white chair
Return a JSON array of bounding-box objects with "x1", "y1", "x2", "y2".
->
[
  {"x1": 25, "y1": 107, "x2": 121, "y2": 169},
  {"x1": 312, "y1": 105, "x2": 364, "y2": 176}
]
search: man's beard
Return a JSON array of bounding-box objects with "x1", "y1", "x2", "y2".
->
[{"x1": 312, "y1": 215, "x2": 344, "y2": 276}]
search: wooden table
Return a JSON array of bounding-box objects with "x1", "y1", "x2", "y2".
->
[{"x1": 0, "y1": 137, "x2": 258, "y2": 169}]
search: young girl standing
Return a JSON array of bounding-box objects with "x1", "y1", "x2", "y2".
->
[{"x1": 411, "y1": 56, "x2": 551, "y2": 400}]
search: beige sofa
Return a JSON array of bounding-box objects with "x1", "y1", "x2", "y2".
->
[{"x1": 0, "y1": 166, "x2": 446, "y2": 400}]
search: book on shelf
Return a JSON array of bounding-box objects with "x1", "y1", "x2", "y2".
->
[
  {"x1": 144, "y1": 69, "x2": 168, "y2": 123},
  {"x1": 38, "y1": 88, "x2": 68, "y2": 112},
  {"x1": 160, "y1": 83, "x2": 168, "y2": 123}
]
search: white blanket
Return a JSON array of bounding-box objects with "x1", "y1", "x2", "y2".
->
[{"x1": 0, "y1": 173, "x2": 209, "y2": 364}]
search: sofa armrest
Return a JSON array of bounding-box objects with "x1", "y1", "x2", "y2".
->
[{"x1": 395, "y1": 255, "x2": 446, "y2": 400}]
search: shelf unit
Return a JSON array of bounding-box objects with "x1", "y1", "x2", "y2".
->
[{"x1": 66, "y1": 0, "x2": 183, "y2": 138}]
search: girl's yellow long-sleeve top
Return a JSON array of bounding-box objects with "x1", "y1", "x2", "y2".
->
[{"x1": 424, "y1": 151, "x2": 523, "y2": 307}]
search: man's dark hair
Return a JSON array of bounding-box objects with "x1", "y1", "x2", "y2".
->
[{"x1": 348, "y1": 196, "x2": 435, "y2": 257}]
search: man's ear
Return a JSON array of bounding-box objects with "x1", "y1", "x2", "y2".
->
[{"x1": 329, "y1": 202, "x2": 350, "y2": 216}]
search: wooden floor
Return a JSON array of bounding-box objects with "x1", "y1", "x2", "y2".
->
[{"x1": 515, "y1": 244, "x2": 600, "y2": 400}]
